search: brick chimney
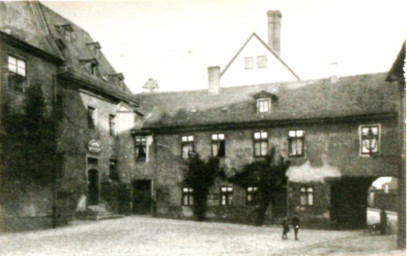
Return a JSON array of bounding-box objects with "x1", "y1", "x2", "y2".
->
[
  {"x1": 330, "y1": 62, "x2": 338, "y2": 83},
  {"x1": 208, "y1": 66, "x2": 220, "y2": 95},
  {"x1": 267, "y1": 10, "x2": 282, "y2": 55}
]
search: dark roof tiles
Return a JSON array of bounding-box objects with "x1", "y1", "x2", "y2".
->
[{"x1": 138, "y1": 73, "x2": 398, "y2": 129}]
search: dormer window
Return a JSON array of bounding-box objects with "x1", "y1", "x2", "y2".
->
[
  {"x1": 79, "y1": 58, "x2": 99, "y2": 76},
  {"x1": 86, "y1": 42, "x2": 101, "y2": 58},
  {"x1": 253, "y1": 90, "x2": 277, "y2": 113},
  {"x1": 109, "y1": 73, "x2": 125, "y2": 88},
  {"x1": 64, "y1": 30, "x2": 71, "y2": 42},
  {"x1": 91, "y1": 63, "x2": 98, "y2": 76},
  {"x1": 257, "y1": 98, "x2": 271, "y2": 113},
  {"x1": 57, "y1": 24, "x2": 74, "y2": 42}
]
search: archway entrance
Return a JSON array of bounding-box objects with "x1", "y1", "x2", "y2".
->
[
  {"x1": 367, "y1": 176, "x2": 399, "y2": 229},
  {"x1": 330, "y1": 177, "x2": 375, "y2": 229},
  {"x1": 88, "y1": 169, "x2": 99, "y2": 205}
]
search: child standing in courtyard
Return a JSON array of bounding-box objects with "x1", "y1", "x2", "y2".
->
[
  {"x1": 292, "y1": 213, "x2": 300, "y2": 241},
  {"x1": 282, "y1": 217, "x2": 290, "y2": 240}
]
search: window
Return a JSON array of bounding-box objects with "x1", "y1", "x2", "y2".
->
[
  {"x1": 135, "y1": 136, "x2": 147, "y2": 161},
  {"x1": 91, "y1": 63, "x2": 98, "y2": 76},
  {"x1": 246, "y1": 186, "x2": 259, "y2": 205},
  {"x1": 181, "y1": 135, "x2": 194, "y2": 159},
  {"x1": 8, "y1": 55, "x2": 26, "y2": 92},
  {"x1": 220, "y1": 186, "x2": 233, "y2": 206},
  {"x1": 87, "y1": 157, "x2": 98, "y2": 166},
  {"x1": 211, "y1": 133, "x2": 225, "y2": 157},
  {"x1": 244, "y1": 57, "x2": 254, "y2": 69},
  {"x1": 288, "y1": 130, "x2": 304, "y2": 157},
  {"x1": 182, "y1": 187, "x2": 194, "y2": 206},
  {"x1": 109, "y1": 159, "x2": 119, "y2": 182},
  {"x1": 87, "y1": 107, "x2": 96, "y2": 128},
  {"x1": 56, "y1": 95, "x2": 63, "y2": 121},
  {"x1": 256, "y1": 55, "x2": 267, "y2": 68},
  {"x1": 360, "y1": 125, "x2": 380, "y2": 155},
  {"x1": 257, "y1": 98, "x2": 271, "y2": 113},
  {"x1": 64, "y1": 29, "x2": 71, "y2": 42},
  {"x1": 253, "y1": 131, "x2": 268, "y2": 157},
  {"x1": 109, "y1": 114, "x2": 116, "y2": 136},
  {"x1": 300, "y1": 186, "x2": 314, "y2": 206}
]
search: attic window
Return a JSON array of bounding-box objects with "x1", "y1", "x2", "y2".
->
[
  {"x1": 257, "y1": 98, "x2": 271, "y2": 113},
  {"x1": 57, "y1": 24, "x2": 74, "y2": 42},
  {"x1": 244, "y1": 57, "x2": 254, "y2": 69},
  {"x1": 55, "y1": 39, "x2": 66, "y2": 50},
  {"x1": 86, "y1": 42, "x2": 101, "y2": 58},
  {"x1": 256, "y1": 55, "x2": 267, "y2": 68},
  {"x1": 253, "y1": 90, "x2": 277, "y2": 114},
  {"x1": 91, "y1": 63, "x2": 99, "y2": 76}
]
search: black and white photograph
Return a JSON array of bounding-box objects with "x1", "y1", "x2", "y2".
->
[{"x1": 0, "y1": 0, "x2": 405, "y2": 255}]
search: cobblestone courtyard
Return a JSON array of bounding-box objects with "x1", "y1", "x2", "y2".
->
[{"x1": 0, "y1": 216, "x2": 404, "y2": 256}]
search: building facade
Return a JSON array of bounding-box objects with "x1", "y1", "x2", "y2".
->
[
  {"x1": 133, "y1": 10, "x2": 401, "y2": 228},
  {"x1": 0, "y1": 1, "x2": 138, "y2": 230}
]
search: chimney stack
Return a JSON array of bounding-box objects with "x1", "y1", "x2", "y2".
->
[
  {"x1": 208, "y1": 66, "x2": 220, "y2": 95},
  {"x1": 330, "y1": 62, "x2": 338, "y2": 83},
  {"x1": 267, "y1": 10, "x2": 282, "y2": 55}
]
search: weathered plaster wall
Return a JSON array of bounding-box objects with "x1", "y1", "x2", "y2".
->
[
  {"x1": 0, "y1": 41, "x2": 57, "y2": 225},
  {"x1": 135, "y1": 116, "x2": 399, "y2": 225},
  {"x1": 56, "y1": 80, "x2": 136, "y2": 214}
]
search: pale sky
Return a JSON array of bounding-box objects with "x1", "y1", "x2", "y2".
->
[{"x1": 43, "y1": 0, "x2": 406, "y2": 94}]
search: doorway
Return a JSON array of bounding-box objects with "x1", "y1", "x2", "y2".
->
[
  {"x1": 88, "y1": 169, "x2": 99, "y2": 205},
  {"x1": 330, "y1": 177, "x2": 374, "y2": 229},
  {"x1": 133, "y1": 180, "x2": 152, "y2": 215}
]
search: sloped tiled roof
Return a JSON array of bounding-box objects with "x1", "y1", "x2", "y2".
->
[
  {"x1": 386, "y1": 41, "x2": 406, "y2": 83},
  {"x1": 0, "y1": 1, "x2": 63, "y2": 59},
  {"x1": 0, "y1": 1, "x2": 135, "y2": 103},
  {"x1": 137, "y1": 73, "x2": 398, "y2": 131}
]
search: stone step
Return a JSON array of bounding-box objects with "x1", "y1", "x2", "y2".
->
[{"x1": 76, "y1": 212, "x2": 124, "y2": 221}]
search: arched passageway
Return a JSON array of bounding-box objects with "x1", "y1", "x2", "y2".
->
[{"x1": 366, "y1": 176, "x2": 399, "y2": 232}]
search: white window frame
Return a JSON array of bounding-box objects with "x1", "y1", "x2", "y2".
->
[
  {"x1": 8, "y1": 55, "x2": 27, "y2": 92},
  {"x1": 135, "y1": 136, "x2": 147, "y2": 161},
  {"x1": 288, "y1": 130, "x2": 305, "y2": 157},
  {"x1": 244, "y1": 57, "x2": 254, "y2": 70},
  {"x1": 359, "y1": 124, "x2": 381, "y2": 157},
  {"x1": 181, "y1": 135, "x2": 194, "y2": 159},
  {"x1": 220, "y1": 186, "x2": 233, "y2": 206},
  {"x1": 257, "y1": 98, "x2": 271, "y2": 113},
  {"x1": 211, "y1": 133, "x2": 225, "y2": 157},
  {"x1": 300, "y1": 186, "x2": 314, "y2": 206},
  {"x1": 246, "y1": 186, "x2": 259, "y2": 205},
  {"x1": 256, "y1": 55, "x2": 267, "y2": 68},
  {"x1": 182, "y1": 187, "x2": 194, "y2": 206},
  {"x1": 253, "y1": 131, "x2": 268, "y2": 157}
]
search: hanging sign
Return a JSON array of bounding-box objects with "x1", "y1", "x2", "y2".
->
[{"x1": 87, "y1": 139, "x2": 103, "y2": 154}]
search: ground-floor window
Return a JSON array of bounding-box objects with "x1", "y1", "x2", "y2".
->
[
  {"x1": 220, "y1": 186, "x2": 233, "y2": 206},
  {"x1": 246, "y1": 186, "x2": 259, "y2": 205},
  {"x1": 300, "y1": 186, "x2": 314, "y2": 206},
  {"x1": 182, "y1": 187, "x2": 194, "y2": 206}
]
